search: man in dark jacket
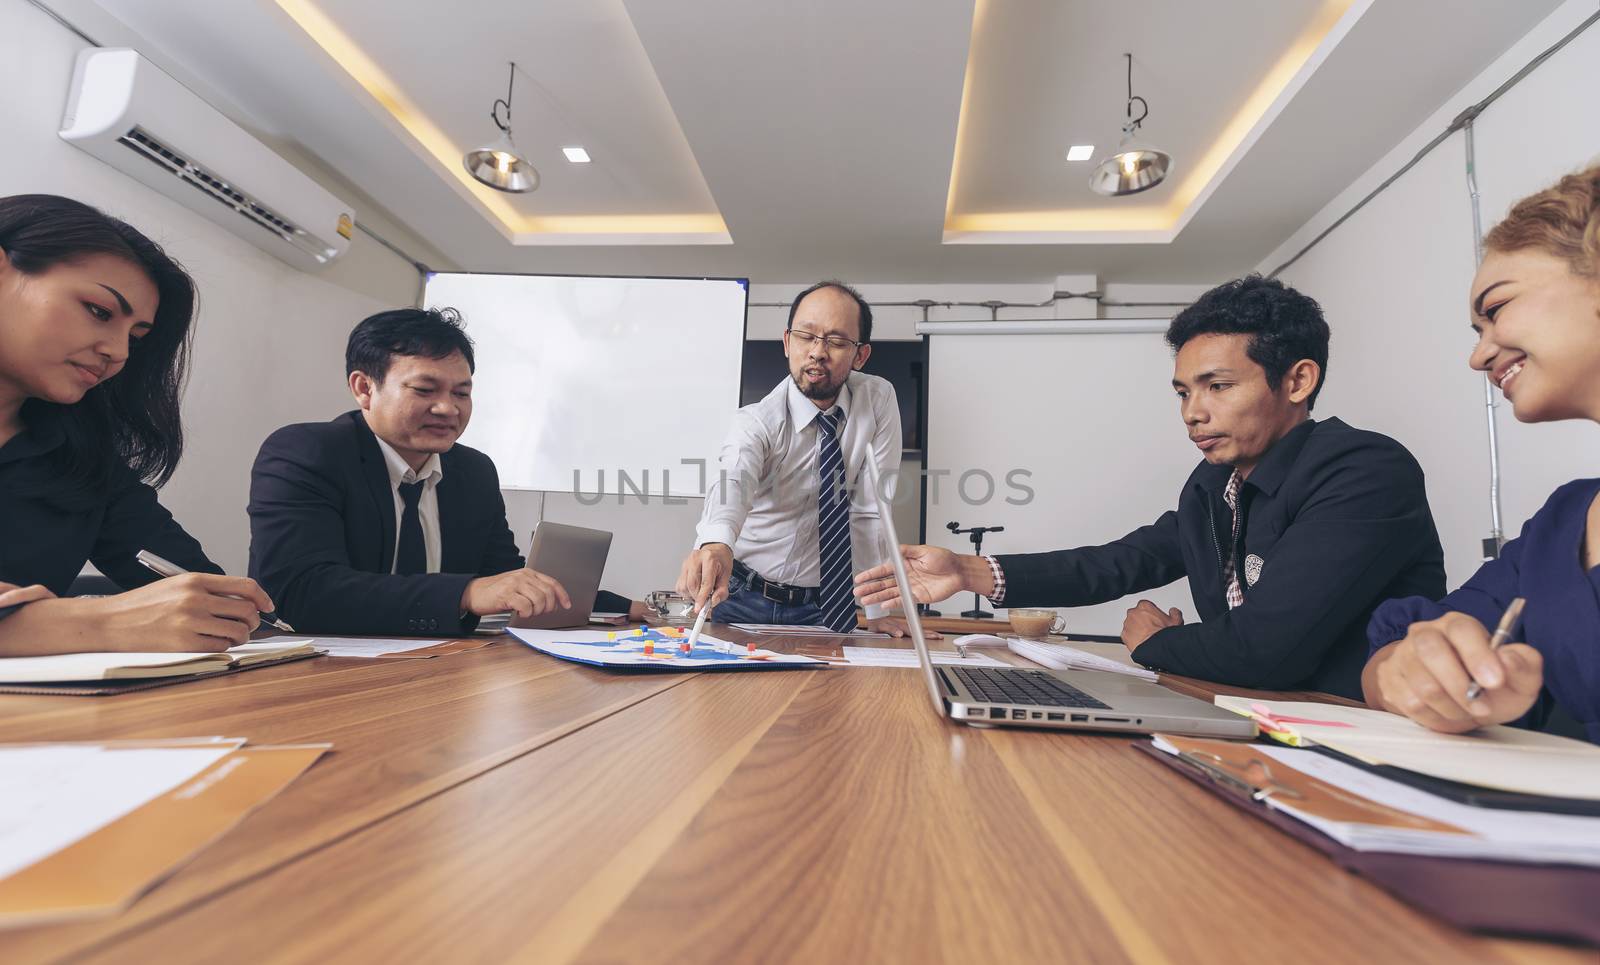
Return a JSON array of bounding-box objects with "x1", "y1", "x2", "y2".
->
[
  {"x1": 854, "y1": 276, "x2": 1445, "y2": 698},
  {"x1": 248, "y1": 307, "x2": 632, "y2": 636}
]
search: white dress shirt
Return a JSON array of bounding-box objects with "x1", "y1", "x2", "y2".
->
[
  {"x1": 374, "y1": 435, "x2": 444, "y2": 574},
  {"x1": 695, "y1": 371, "x2": 902, "y2": 611}
]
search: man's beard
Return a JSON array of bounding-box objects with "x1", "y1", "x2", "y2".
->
[{"x1": 793, "y1": 368, "x2": 843, "y2": 401}]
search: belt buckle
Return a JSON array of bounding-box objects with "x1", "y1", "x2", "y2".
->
[{"x1": 761, "y1": 580, "x2": 790, "y2": 604}]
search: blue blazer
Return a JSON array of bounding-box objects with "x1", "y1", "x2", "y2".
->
[
  {"x1": 1369, "y1": 478, "x2": 1600, "y2": 743},
  {"x1": 247, "y1": 410, "x2": 523, "y2": 635}
]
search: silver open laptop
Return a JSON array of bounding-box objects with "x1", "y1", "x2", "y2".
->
[
  {"x1": 866, "y1": 464, "x2": 1256, "y2": 738},
  {"x1": 507, "y1": 521, "x2": 613, "y2": 631}
]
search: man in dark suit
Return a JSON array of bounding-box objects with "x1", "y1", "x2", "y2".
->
[
  {"x1": 854, "y1": 276, "x2": 1447, "y2": 699},
  {"x1": 248, "y1": 307, "x2": 630, "y2": 635}
]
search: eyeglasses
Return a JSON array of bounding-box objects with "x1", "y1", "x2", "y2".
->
[{"x1": 787, "y1": 329, "x2": 861, "y2": 354}]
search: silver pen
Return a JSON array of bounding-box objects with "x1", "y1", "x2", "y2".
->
[
  {"x1": 135, "y1": 549, "x2": 296, "y2": 633},
  {"x1": 1464, "y1": 596, "x2": 1525, "y2": 702}
]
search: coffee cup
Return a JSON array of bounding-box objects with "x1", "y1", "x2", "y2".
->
[{"x1": 1008, "y1": 608, "x2": 1066, "y2": 638}]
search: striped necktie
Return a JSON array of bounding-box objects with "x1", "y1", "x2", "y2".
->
[
  {"x1": 815, "y1": 409, "x2": 857, "y2": 632},
  {"x1": 1221, "y1": 469, "x2": 1244, "y2": 609}
]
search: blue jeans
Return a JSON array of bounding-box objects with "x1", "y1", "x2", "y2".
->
[{"x1": 711, "y1": 568, "x2": 826, "y2": 626}]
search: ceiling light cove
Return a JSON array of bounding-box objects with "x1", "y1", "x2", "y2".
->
[
  {"x1": 271, "y1": 0, "x2": 729, "y2": 245},
  {"x1": 944, "y1": 0, "x2": 1371, "y2": 245}
]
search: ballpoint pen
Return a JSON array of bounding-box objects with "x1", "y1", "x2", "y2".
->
[
  {"x1": 135, "y1": 549, "x2": 296, "y2": 633},
  {"x1": 684, "y1": 602, "x2": 710, "y2": 655},
  {"x1": 1465, "y1": 596, "x2": 1525, "y2": 702}
]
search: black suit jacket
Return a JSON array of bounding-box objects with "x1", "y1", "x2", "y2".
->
[
  {"x1": 0, "y1": 401, "x2": 219, "y2": 623},
  {"x1": 247, "y1": 411, "x2": 525, "y2": 635},
  {"x1": 995, "y1": 418, "x2": 1446, "y2": 698}
]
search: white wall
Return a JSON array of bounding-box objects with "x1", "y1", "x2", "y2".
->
[
  {"x1": 925, "y1": 329, "x2": 1201, "y2": 633},
  {"x1": 1261, "y1": 0, "x2": 1600, "y2": 587},
  {"x1": 513, "y1": 280, "x2": 1069, "y2": 601},
  {"x1": 530, "y1": 278, "x2": 1208, "y2": 604},
  {"x1": 2, "y1": 0, "x2": 440, "y2": 575}
]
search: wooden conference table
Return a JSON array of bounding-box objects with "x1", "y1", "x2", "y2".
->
[{"x1": 0, "y1": 628, "x2": 1587, "y2": 964}]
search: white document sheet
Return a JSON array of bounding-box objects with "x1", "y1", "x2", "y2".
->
[
  {"x1": 0, "y1": 740, "x2": 241, "y2": 880},
  {"x1": 253, "y1": 635, "x2": 445, "y2": 659},
  {"x1": 730, "y1": 624, "x2": 892, "y2": 639},
  {"x1": 840, "y1": 647, "x2": 1009, "y2": 669}
]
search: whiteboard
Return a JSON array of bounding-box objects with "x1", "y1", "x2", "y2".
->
[
  {"x1": 925, "y1": 329, "x2": 1199, "y2": 634},
  {"x1": 423, "y1": 272, "x2": 747, "y2": 496}
]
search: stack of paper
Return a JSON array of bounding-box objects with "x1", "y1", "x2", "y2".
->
[
  {"x1": 838, "y1": 647, "x2": 1009, "y2": 669},
  {"x1": 1213, "y1": 696, "x2": 1600, "y2": 800},
  {"x1": 1007, "y1": 638, "x2": 1157, "y2": 681}
]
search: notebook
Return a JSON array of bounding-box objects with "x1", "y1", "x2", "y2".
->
[
  {"x1": 1214, "y1": 696, "x2": 1600, "y2": 801},
  {"x1": 0, "y1": 640, "x2": 322, "y2": 695}
]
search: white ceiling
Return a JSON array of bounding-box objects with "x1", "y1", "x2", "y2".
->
[
  {"x1": 952, "y1": 1, "x2": 1319, "y2": 215},
  {"x1": 64, "y1": 0, "x2": 1566, "y2": 284}
]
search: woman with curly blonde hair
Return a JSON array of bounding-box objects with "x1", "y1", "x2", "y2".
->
[{"x1": 1363, "y1": 163, "x2": 1600, "y2": 742}]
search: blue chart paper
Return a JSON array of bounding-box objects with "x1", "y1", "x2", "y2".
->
[{"x1": 508, "y1": 628, "x2": 826, "y2": 673}]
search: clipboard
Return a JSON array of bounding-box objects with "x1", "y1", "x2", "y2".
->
[{"x1": 1134, "y1": 741, "x2": 1600, "y2": 946}]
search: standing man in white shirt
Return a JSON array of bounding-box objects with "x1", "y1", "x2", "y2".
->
[{"x1": 678, "y1": 281, "x2": 909, "y2": 633}]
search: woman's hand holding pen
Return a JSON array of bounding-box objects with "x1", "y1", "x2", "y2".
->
[
  {"x1": 1363, "y1": 610, "x2": 1543, "y2": 733},
  {"x1": 83, "y1": 574, "x2": 275, "y2": 652}
]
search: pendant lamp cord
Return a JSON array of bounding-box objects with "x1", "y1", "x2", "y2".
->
[
  {"x1": 491, "y1": 61, "x2": 515, "y2": 134},
  {"x1": 1125, "y1": 53, "x2": 1149, "y2": 130}
]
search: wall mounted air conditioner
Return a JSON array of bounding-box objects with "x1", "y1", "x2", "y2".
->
[{"x1": 59, "y1": 48, "x2": 354, "y2": 271}]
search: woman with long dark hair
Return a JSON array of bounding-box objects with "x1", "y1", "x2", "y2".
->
[
  {"x1": 1364, "y1": 163, "x2": 1600, "y2": 743},
  {"x1": 0, "y1": 194, "x2": 272, "y2": 655}
]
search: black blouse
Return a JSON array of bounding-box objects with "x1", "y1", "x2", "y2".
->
[{"x1": 0, "y1": 404, "x2": 219, "y2": 609}]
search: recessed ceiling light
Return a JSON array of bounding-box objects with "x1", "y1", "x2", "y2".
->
[
  {"x1": 562, "y1": 146, "x2": 591, "y2": 163},
  {"x1": 1066, "y1": 144, "x2": 1094, "y2": 162}
]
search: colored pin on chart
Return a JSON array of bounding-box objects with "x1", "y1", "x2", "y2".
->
[
  {"x1": 600, "y1": 625, "x2": 771, "y2": 661},
  {"x1": 684, "y1": 604, "x2": 709, "y2": 654}
]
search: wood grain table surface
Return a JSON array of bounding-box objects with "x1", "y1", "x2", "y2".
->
[{"x1": 0, "y1": 629, "x2": 1588, "y2": 964}]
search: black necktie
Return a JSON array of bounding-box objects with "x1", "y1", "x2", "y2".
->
[{"x1": 396, "y1": 480, "x2": 426, "y2": 575}]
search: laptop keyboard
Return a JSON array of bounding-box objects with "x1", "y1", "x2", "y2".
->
[{"x1": 952, "y1": 667, "x2": 1111, "y2": 709}]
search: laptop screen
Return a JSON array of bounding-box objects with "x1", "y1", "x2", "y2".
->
[{"x1": 862, "y1": 461, "x2": 948, "y2": 716}]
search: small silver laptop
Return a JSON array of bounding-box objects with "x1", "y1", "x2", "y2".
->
[
  {"x1": 865, "y1": 466, "x2": 1256, "y2": 738},
  {"x1": 508, "y1": 521, "x2": 613, "y2": 631}
]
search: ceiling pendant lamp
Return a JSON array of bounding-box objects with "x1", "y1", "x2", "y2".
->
[
  {"x1": 1090, "y1": 53, "x2": 1172, "y2": 197},
  {"x1": 463, "y1": 61, "x2": 539, "y2": 193}
]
